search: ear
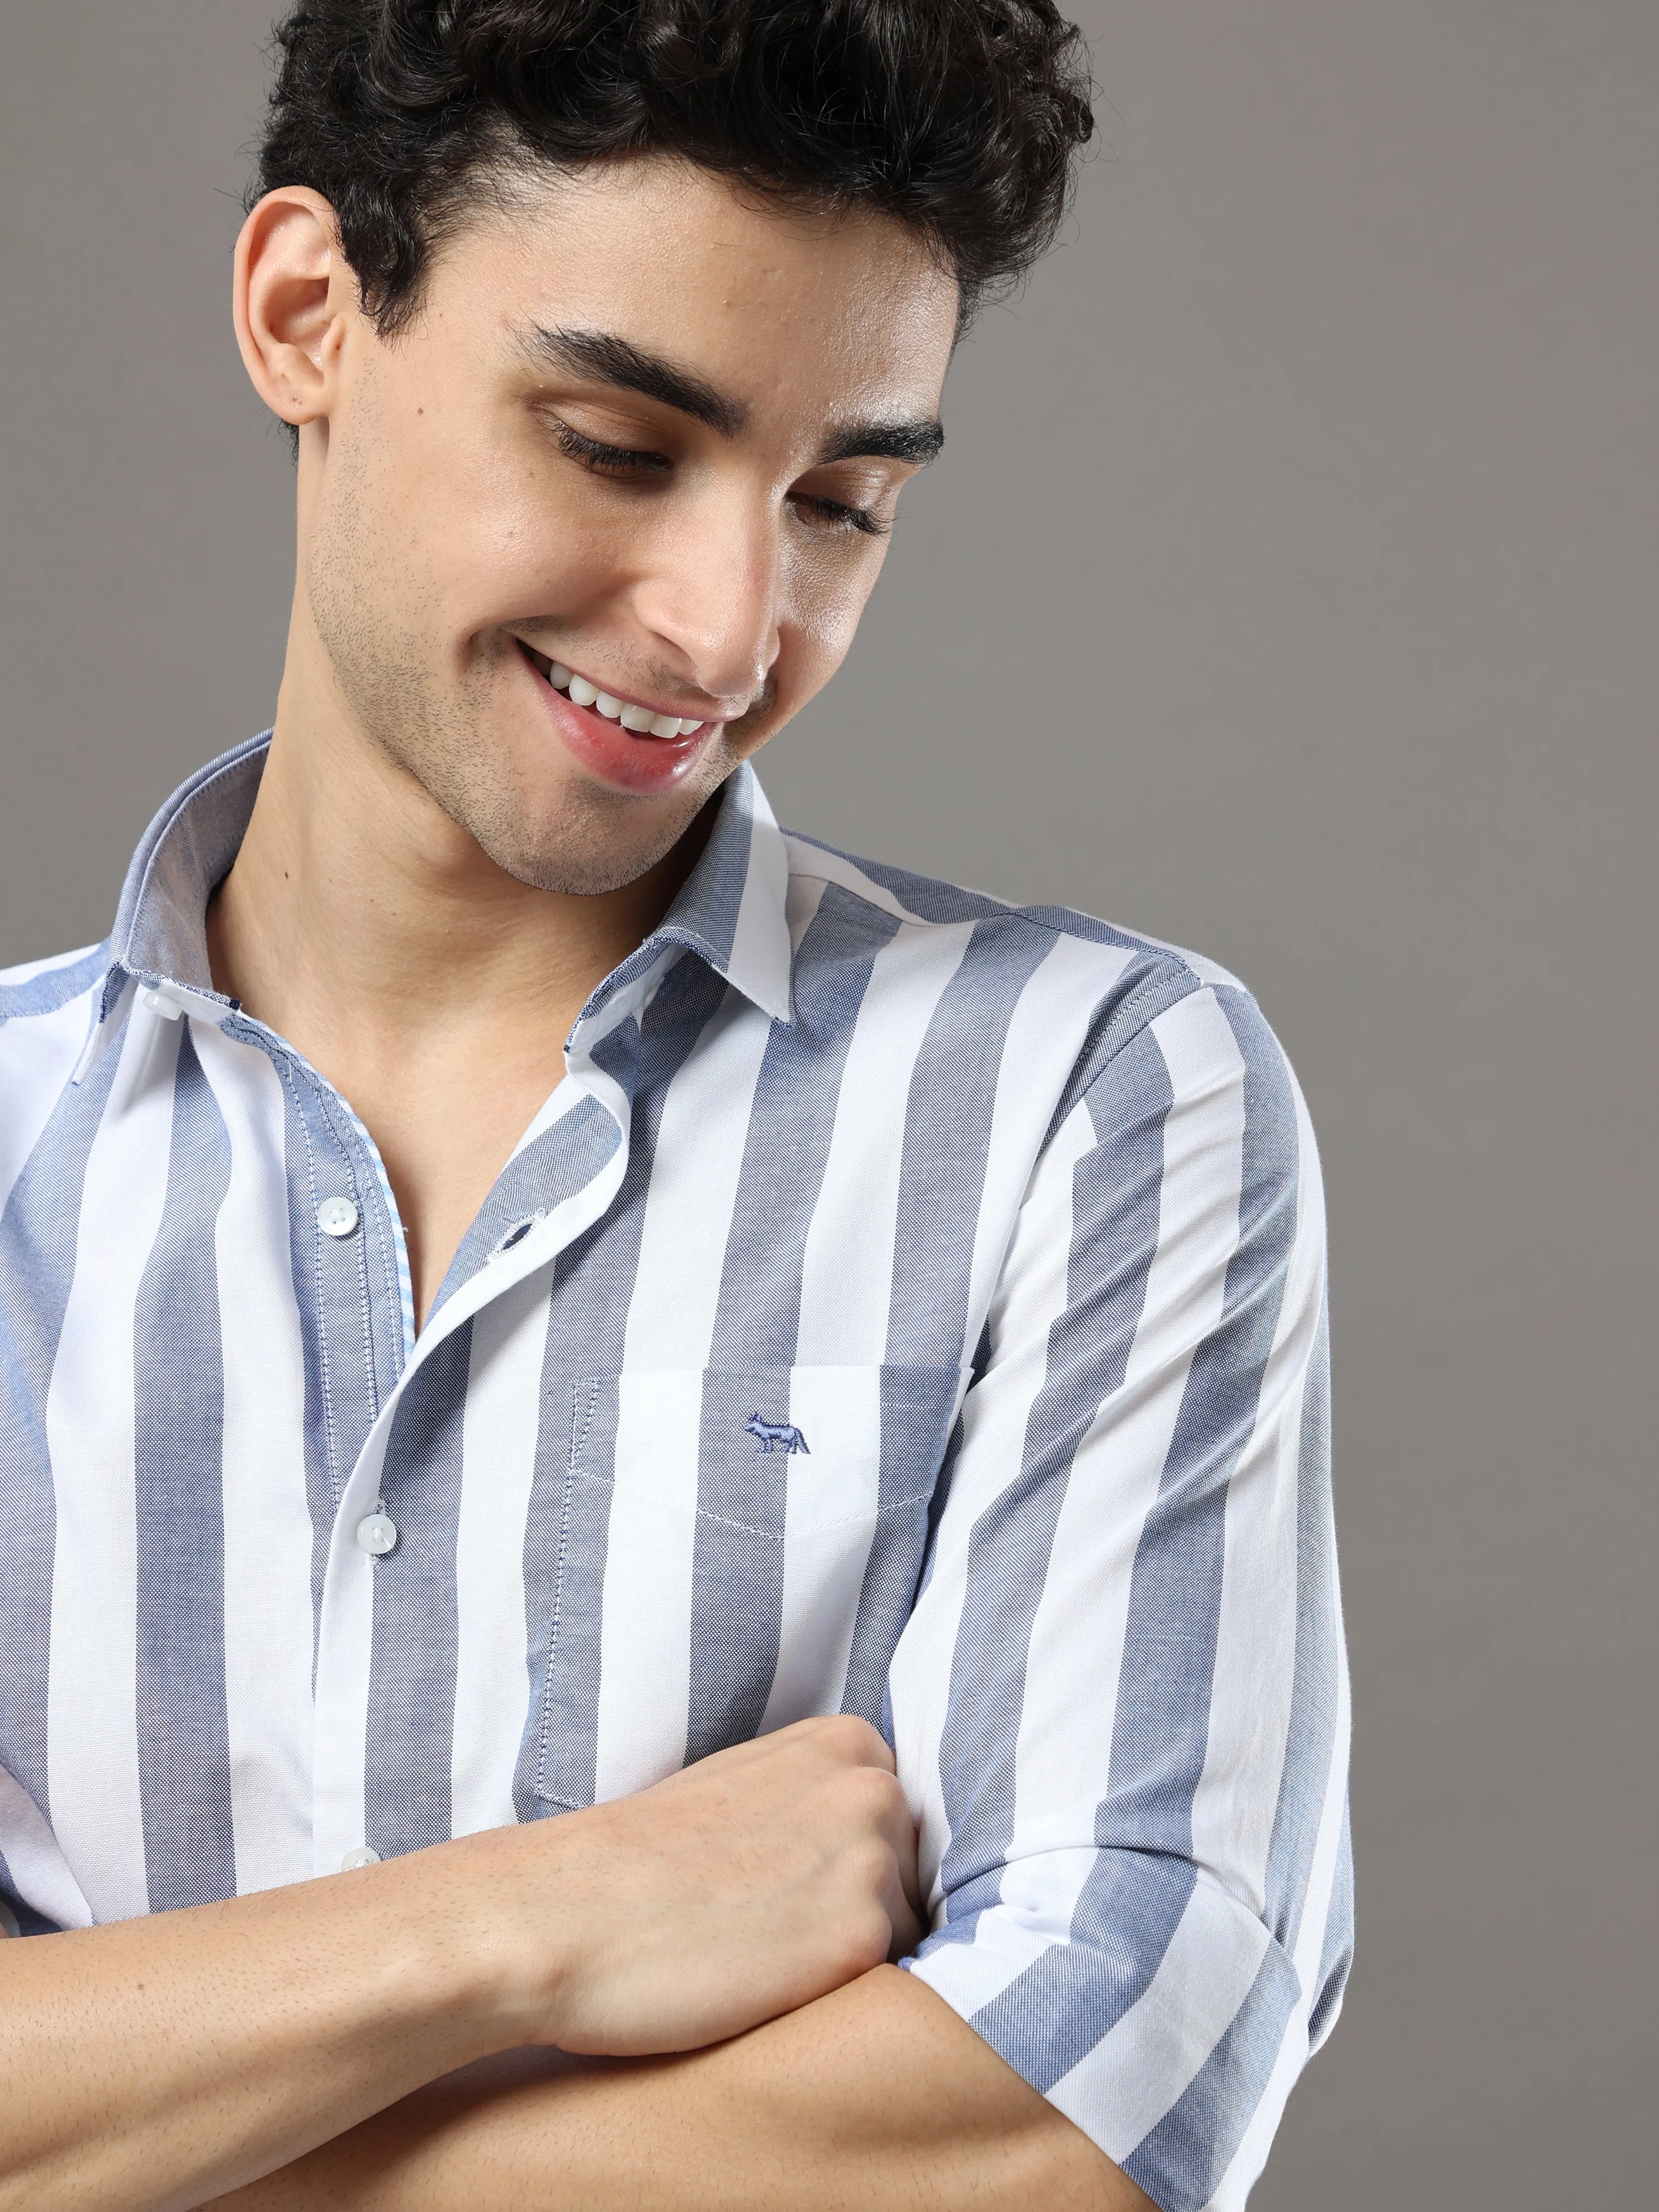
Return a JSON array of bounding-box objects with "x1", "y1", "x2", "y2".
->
[{"x1": 233, "y1": 187, "x2": 354, "y2": 427}]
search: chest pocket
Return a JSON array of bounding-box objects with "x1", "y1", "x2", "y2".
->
[{"x1": 529, "y1": 1363, "x2": 964, "y2": 1811}]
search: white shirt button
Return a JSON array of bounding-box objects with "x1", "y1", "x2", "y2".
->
[
  {"x1": 340, "y1": 1845, "x2": 380, "y2": 1871},
  {"x1": 356, "y1": 1512, "x2": 398, "y2": 1556},
  {"x1": 317, "y1": 1195, "x2": 360, "y2": 1239}
]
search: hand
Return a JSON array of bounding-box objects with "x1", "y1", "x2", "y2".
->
[{"x1": 469, "y1": 1715, "x2": 922, "y2": 2057}]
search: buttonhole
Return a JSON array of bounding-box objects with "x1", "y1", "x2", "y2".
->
[{"x1": 492, "y1": 1208, "x2": 546, "y2": 1258}]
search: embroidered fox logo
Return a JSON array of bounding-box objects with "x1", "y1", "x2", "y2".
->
[{"x1": 744, "y1": 1412, "x2": 811, "y2": 1455}]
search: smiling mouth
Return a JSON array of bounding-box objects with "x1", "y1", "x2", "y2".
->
[{"x1": 517, "y1": 643, "x2": 717, "y2": 740}]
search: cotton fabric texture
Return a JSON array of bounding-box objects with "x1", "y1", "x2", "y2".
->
[{"x1": 0, "y1": 735, "x2": 1352, "y2": 2210}]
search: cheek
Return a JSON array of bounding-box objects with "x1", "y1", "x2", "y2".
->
[
  {"x1": 773, "y1": 544, "x2": 888, "y2": 711},
  {"x1": 416, "y1": 438, "x2": 623, "y2": 632}
]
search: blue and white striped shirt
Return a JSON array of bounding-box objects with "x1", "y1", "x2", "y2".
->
[{"x1": 0, "y1": 733, "x2": 1350, "y2": 2209}]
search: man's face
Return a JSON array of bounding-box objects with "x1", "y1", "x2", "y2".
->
[{"x1": 295, "y1": 158, "x2": 958, "y2": 895}]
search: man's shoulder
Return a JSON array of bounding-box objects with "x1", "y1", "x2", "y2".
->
[
  {"x1": 780, "y1": 825, "x2": 1261, "y2": 1034},
  {"x1": 773, "y1": 826, "x2": 1313, "y2": 1178},
  {"x1": 0, "y1": 942, "x2": 111, "y2": 1027}
]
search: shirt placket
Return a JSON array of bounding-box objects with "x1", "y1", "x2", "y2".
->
[{"x1": 301, "y1": 974, "x2": 658, "y2": 1876}]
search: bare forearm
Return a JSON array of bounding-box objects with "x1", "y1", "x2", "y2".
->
[
  {"x1": 0, "y1": 1846, "x2": 519, "y2": 2212},
  {"x1": 220, "y1": 1968, "x2": 1157, "y2": 2212},
  {"x1": 0, "y1": 1720, "x2": 920, "y2": 2212}
]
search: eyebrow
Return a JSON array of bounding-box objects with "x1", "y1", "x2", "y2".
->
[
  {"x1": 522, "y1": 322, "x2": 944, "y2": 469},
  {"x1": 524, "y1": 325, "x2": 747, "y2": 437},
  {"x1": 817, "y1": 419, "x2": 945, "y2": 468}
]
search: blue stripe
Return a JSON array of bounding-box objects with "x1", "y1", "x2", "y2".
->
[
  {"x1": 886, "y1": 913, "x2": 1059, "y2": 1369},
  {"x1": 708, "y1": 885, "x2": 900, "y2": 1366},
  {"x1": 1124, "y1": 1936, "x2": 1302, "y2": 2210},
  {"x1": 0, "y1": 943, "x2": 110, "y2": 1025},
  {"x1": 0, "y1": 1034, "x2": 124, "y2": 1819},
  {"x1": 133, "y1": 1025, "x2": 238, "y2": 1912},
  {"x1": 519, "y1": 957, "x2": 733, "y2": 1813},
  {"x1": 112, "y1": 737, "x2": 268, "y2": 990},
  {"x1": 1042, "y1": 954, "x2": 1207, "y2": 1150},
  {"x1": 839, "y1": 1365, "x2": 964, "y2": 1729},
  {"x1": 1103, "y1": 990, "x2": 1299, "y2": 1854},
  {"x1": 682, "y1": 889, "x2": 900, "y2": 1760},
  {"x1": 684, "y1": 1366, "x2": 791, "y2": 1762},
  {"x1": 654, "y1": 766, "x2": 759, "y2": 977},
  {"x1": 365, "y1": 1323, "x2": 472, "y2": 1857},
  {"x1": 270, "y1": 1052, "x2": 344, "y2": 1665},
  {"x1": 932, "y1": 1022, "x2": 1175, "y2": 1921},
  {"x1": 530, "y1": 1375, "x2": 623, "y2": 1809},
  {"x1": 243, "y1": 1025, "x2": 408, "y2": 1658},
  {"x1": 427, "y1": 1093, "x2": 623, "y2": 1321},
  {"x1": 216, "y1": 1004, "x2": 468, "y2": 1724},
  {"x1": 965, "y1": 1848, "x2": 1197, "y2": 2090},
  {"x1": 962, "y1": 990, "x2": 1306, "y2": 2093},
  {"x1": 781, "y1": 838, "x2": 1009, "y2": 928}
]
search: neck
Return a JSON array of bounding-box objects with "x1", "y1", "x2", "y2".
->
[
  {"x1": 206, "y1": 640, "x2": 708, "y2": 1328},
  {"x1": 208, "y1": 659, "x2": 695, "y2": 1062}
]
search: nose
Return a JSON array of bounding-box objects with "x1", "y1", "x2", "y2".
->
[{"x1": 632, "y1": 487, "x2": 781, "y2": 713}]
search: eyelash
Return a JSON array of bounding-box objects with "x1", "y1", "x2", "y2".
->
[
  {"x1": 551, "y1": 419, "x2": 890, "y2": 539},
  {"x1": 552, "y1": 420, "x2": 670, "y2": 478}
]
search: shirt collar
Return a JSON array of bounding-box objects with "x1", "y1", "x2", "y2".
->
[{"x1": 105, "y1": 731, "x2": 795, "y2": 1025}]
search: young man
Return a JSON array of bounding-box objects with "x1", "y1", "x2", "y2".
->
[{"x1": 0, "y1": 3, "x2": 1350, "y2": 2206}]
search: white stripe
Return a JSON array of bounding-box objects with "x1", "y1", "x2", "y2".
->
[
  {"x1": 0, "y1": 990, "x2": 97, "y2": 1217},
  {"x1": 0, "y1": 943, "x2": 103, "y2": 989},
  {"x1": 1047, "y1": 1871, "x2": 1274, "y2": 2159},
  {"x1": 784, "y1": 870, "x2": 830, "y2": 953},
  {"x1": 1205, "y1": 1736, "x2": 1348, "y2": 2210},
  {"x1": 795, "y1": 924, "x2": 972, "y2": 1366},
  {"x1": 0, "y1": 1761, "x2": 93, "y2": 1930},
  {"x1": 507, "y1": 1072, "x2": 583, "y2": 1162},
  {"x1": 758, "y1": 1365, "x2": 885, "y2": 1731},
  {"x1": 726, "y1": 781, "x2": 792, "y2": 1020},
  {"x1": 45, "y1": 1006, "x2": 181, "y2": 1921},
  {"x1": 963, "y1": 933, "x2": 1135, "y2": 1343},
  {"x1": 590, "y1": 1368, "x2": 705, "y2": 1801},
  {"x1": 890, "y1": 1097, "x2": 1095, "y2": 1912},
  {"x1": 782, "y1": 841, "x2": 924, "y2": 925},
  {"x1": 1006, "y1": 990, "x2": 1246, "y2": 1856},
  {"x1": 622, "y1": 991, "x2": 771, "y2": 1370},
  {"x1": 906, "y1": 988, "x2": 1249, "y2": 2010},
  {"x1": 450, "y1": 1271, "x2": 551, "y2": 1835},
  {"x1": 198, "y1": 1030, "x2": 318, "y2": 1895},
  {"x1": 1189, "y1": 1055, "x2": 1327, "y2": 1916}
]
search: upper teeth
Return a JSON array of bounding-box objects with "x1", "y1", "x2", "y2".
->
[{"x1": 549, "y1": 661, "x2": 705, "y2": 739}]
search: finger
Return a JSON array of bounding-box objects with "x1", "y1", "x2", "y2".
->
[{"x1": 801, "y1": 1712, "x2": 896, "y2": 1774}]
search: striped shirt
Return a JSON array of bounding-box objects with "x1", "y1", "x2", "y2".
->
[{"x1": 0, "y1": 733, "x2": 1350, "y2": 2210}]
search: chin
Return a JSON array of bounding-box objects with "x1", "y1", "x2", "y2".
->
[{"x1": 468, "y1": 778, "x2": 707, "y2": 899}]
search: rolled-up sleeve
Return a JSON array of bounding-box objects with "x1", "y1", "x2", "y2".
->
[{"x1": 891, "y1": 977, "x2": 1352, "y2": 2212}]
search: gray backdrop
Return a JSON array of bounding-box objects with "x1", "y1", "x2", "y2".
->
[{"x1": 2, "y1": 3, "x2": 1653, "y2": 2203}]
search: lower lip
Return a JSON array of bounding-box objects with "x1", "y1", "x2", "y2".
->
[{"x1": 518, "y1": 644, "x2": 719, "y2": 795}]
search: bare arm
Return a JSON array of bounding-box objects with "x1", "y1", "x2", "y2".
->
[
  {"x1": 217, "y1": 1965, "x2": 1159, "y2": 2212},
  {"x1": 0, "y1": 1719, "x2": 918, "y2": 2212}
]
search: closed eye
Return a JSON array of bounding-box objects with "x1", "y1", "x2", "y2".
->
[
  {"x1": 791, "y1": 493, "x2": 890, "y2": 539},
  {"x1": 552, "y1": 419, "x2": 671, "y2": 479}
]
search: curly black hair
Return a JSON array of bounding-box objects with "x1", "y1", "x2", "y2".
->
[{"x1": 253, "y1": 0, "x2": 1095, "y2": 332}]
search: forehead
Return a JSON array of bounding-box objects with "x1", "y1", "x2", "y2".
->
[{"x1": 421, "y1": 155, "x2": 958, "y2": 418}]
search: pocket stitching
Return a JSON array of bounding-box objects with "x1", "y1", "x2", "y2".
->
[{"x1": 534, "y1": 1380, "x2": 599, "y2": 1804}]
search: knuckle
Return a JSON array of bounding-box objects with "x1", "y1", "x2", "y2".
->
[{"x1": 820, "y1": 1713, "x2": 888, "y2": 1764}]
